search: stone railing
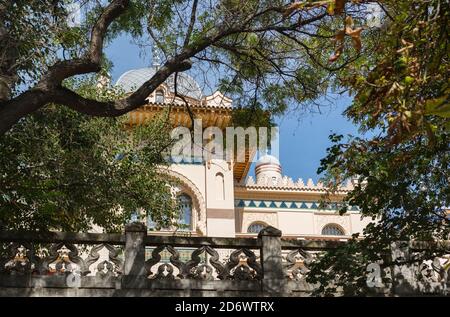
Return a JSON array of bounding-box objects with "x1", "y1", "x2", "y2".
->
[{"x1": 0, "y1": 224, "x2": 448, "y2": 297}]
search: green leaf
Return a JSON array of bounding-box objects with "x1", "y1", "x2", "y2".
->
[{"x1": 425, "y1": 96, "x2": 450, "y2": 118}]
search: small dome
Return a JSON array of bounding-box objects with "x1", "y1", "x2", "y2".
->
[
  {"x1": 255, "y1": 154, "x2": 282, "y2": 185},
  {"x1": 115, "y1": 67, "x2": 203, "y2": 100},
  {"x1": 255, "y1": 154, "x2": 280, "y2": 168}
]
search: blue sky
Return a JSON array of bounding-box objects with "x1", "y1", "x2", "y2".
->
[
  {"x1": 271, "y1": 102, "x2": 358, "y2": 182},
  {"x1": 106, "y1": 35, "x2": 360, "y2": 182}
]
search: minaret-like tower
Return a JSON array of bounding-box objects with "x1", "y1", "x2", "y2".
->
[{"x1": 255, "y1": 153, "x2": 282, "y2": 185}]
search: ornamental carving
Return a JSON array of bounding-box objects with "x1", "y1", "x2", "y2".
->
[
  {"x1": 0, "y1": 243, "x2": 123, "y2": 278},
  {"x1": 241, "y1": 212, "x2": 278, "y2": 233},
  {"x1": 238, "y1": 176, "x2": 354, "y2": 192},
  {"x1": 314, "y1": 214, "x2": 350, "y2": 235},
  {"x1": 284, "y1": 249, "x2": 315, "y2": 281},
  {"x1": 143, "y1": 245, "x2": 261, "y2": 281}
]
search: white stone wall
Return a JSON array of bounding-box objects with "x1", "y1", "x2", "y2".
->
[
  {"x1": 167, "y1": 162, "x2": 371, "y2": 238},
  {"x1": 205, "y1": 159, "x2": 236, "y2": 237}
]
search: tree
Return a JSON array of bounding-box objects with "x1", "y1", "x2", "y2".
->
[
  {"x1": 0, "y1": 0, "x2": 377, "y2": 134},
  {"x1": 0, "y1": 76, "x2": 178, "y2": 231},
  {"x1": 307, "y1": 0, "x2": 449, "y2": 295}
]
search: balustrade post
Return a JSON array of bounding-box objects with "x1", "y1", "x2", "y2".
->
[
  {"x1": 258, "y1": 226, "x2": 284, "y2": 296},
  {"x1": 122, "y1": 222, "x2": 147, "y2": 288}
]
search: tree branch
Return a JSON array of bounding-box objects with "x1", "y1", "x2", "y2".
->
[
  {"x1": 0, "y1": 3, "x2": 331, "y2": 135},
  {"x1": 183, "y1": 0, "x2": 199, "y2": 48},
  {"x1": 45, "y1": 0, "x2": 130, "y2": 85},
  {"x1": 0, "y1": 0, "x2": 130, "y2": 134}
]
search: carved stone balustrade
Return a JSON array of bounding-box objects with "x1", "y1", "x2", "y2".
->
[{"x1": 0, "y1": 225, "x2": 448, "y2": 296}]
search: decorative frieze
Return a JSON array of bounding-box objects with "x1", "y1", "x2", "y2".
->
[
  {"x1": 241, "y1": 212, "x2": 278, "y2": 232},
  {"x1": 235, "y1": 199, "x2": 359, "y2": 211},
  {"x1": 314, "y1": 214, "x2": 351, "y2": 235}
]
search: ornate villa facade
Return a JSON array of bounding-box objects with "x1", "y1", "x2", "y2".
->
[{"x1": 115, "y1": 65, "x2": 372, "y2": 240}]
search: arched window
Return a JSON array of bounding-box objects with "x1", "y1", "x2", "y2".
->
[
  {"x1": 321, "y1": 224, "x2": 345, "y2": 236},
  {"x1": 155, "y1": 90, "x2": 165, "y2": 103},
  {"x1": 247, "y1": 222, "x2": 267, "y2": 234},
  {"x1": 215, "y1": 173, "x2": 225, "y2": 200},
  {"x1": 178, "y1": 194, "x2": 192, "y2": 231}
]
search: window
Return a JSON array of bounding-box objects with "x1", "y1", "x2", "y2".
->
[
  {"x1": 215, "y1": 173, "x2": 225, "y2": 200},
  {"x1": 155, "y1": 90, "x2": 165, "y2": 103},
  {"x1": 321, "y1": 224, "x2": 345, "y2": 236},
  {"x1": 178, "y1": 194, "x2": 192, "y2": 231},
  {"x1": 247, "y1": 222, "x2": 267, "y2": 234}
]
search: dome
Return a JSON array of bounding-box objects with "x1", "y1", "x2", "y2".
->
[
  {"x1": 115, "y1": 67, "x2": 203, "y2": 100},
  {"x1": 255, "y1": 154, "x2": 282, "y2": 185},
  {"x1": 255, "y1": 154, "x2": 280, "y2": 168}
]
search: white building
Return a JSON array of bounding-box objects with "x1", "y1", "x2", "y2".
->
[{"x1": 116, "y1": 66, "x2": 371, "y2": 240}]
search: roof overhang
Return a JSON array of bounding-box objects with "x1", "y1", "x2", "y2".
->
[
  {"x1": 127, "y1": 102, "x2": 254, "y2": 181},
  {"x1": 127, "y1": 102, "x2": 233, "y2": 129}
]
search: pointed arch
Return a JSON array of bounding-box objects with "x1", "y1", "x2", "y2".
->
[{"x1": 161, "y1": 169, "x2": 207, "y2": 235}]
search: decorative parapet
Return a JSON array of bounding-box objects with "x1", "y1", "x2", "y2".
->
[{"x1": 236, "y1": 175, "x2": 355, "y2": 193}]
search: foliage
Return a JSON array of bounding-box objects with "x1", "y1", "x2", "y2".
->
[
  {"x1": 0, "y1": 0, "x2": 384, "y2": 133},
  {"x1": 308, "y1": 0, "x2": 450, "y2": 295},
  {"x1": 0, "y1": 100, "x2": 178, "y2": 232},
  {"x1": 340, "y1": 0, "x2": 450, "y2": 140},
  {"x1": 0, "y1": 0, "x2": 68, "y2": 98}
]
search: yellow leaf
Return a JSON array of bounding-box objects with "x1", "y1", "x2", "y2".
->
[
  {"x1": 346, "y1": 27, "x2": 362, "y2": 52},
  {"x1": 345, "y1": 16, "x2": 354, "y2": 28},
  {"x1": 352, "y1": 36, "x2": 362, "y2": 52},
  {"x1": 397, "y1": 39, "x2": 414, "y2": 53},
  {"x1": 346, "y1": 27, "x2": 362, "y2": 37},
  {"x1": 404, "y1": 76, "x2": 414, "y2": 85},
  {"x1": 327, "y1": 2, "x2": 335, "y2": 15}
]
